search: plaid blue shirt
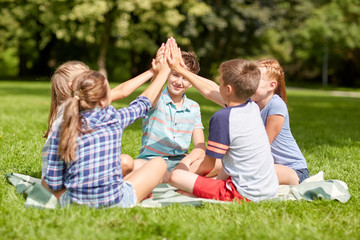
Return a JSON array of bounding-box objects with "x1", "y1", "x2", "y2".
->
[
  {"x1": 44, "y1": 96, "x2": 151, "y2": 208},
  {"x1": 137, "y1": 87, "x2": 203, "y2": 159}
]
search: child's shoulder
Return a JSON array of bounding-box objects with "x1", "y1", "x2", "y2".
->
[
  {"x1": 211, "y1": 107, "x2": 232, "y2": 120},
  {"x1": 268, "y1": 94, "x2": 287, "y2": 109},
  {"x1": 183, "y1": 95, "x2": 201, "y2": 107}
]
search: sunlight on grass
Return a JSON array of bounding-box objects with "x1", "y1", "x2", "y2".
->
[{"x1": 1, "y1": 81, "x2": 360, "y2": 239}]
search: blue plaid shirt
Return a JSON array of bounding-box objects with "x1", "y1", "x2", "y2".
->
[{"x1": 44, "y1": 96, "x2": 151, "y2": 208}]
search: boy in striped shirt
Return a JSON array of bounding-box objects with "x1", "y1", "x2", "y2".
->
[{"x1": 136, "y1": 51, "x2": 220, "y2": 182}]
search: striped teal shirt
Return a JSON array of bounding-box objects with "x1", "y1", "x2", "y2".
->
[{"x1": 138, "y1": 88, "x2": 203, "y2": 158}]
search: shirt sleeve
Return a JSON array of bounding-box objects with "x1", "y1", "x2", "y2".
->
[
  {"x1": 116, "y1": 96, "x2": 152, "y2": 129},
  {"x1": 44, "y1": 129, "x2": 67, "y2": 191},
  {"x1": 193, "y1": 103, "x2": 204, "y2": 129},
  {"x1": 267, "y1": 96, "x2": 288, "y2": 118},
  {"x1": 206, "y1": 108, "x2": 231, "y2": 159}
]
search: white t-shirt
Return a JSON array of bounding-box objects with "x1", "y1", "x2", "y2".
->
[{"x1": 206, "y1": 100, "x2": 278, "y2": 202}]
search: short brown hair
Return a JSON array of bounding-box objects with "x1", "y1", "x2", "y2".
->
[
  {"x1": 182, "y1": 51, "x2": 200, "y2": 74},
  {"x1": 219, "y1": 59, "x2": 260, "y2": 100}
]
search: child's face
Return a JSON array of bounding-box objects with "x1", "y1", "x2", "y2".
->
[
  {"x1": 250, "y1": 67, "x2": 271, "y2": 102},
  {"x1": 167, "y1": 70, "x2": 192, "y2": 97},
  {"x1": 219, "y1": 76, "x2": 228, "y2": 104}
]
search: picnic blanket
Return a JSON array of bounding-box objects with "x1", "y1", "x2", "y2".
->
[{"x1": 4, "y1": 171, "x2": 351, "y2": 209}]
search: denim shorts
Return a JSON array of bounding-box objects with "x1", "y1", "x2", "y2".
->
[
  {"x1": 141, "y1": 155, "x2": 186, "y2": 171},
  {"x1": 295, "y1": 168, "x2": 310, "y2": 183},
  {"x1": 58, "y1": 181, "x2": 137, "y2": 208}
]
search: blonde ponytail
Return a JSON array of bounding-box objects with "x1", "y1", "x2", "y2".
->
[
  {"x1": 58, "y1": 97, "x2": 82, "y2": 163},
  {"x1": 57, "y1": 70, "x2": 110, "y2": 163}
]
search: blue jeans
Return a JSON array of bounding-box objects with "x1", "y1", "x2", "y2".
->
[
  {"x1": 59, "y1": 181, "x2": 137, "y2": 208},
  {"x1": 295, "y1": 168, "x2": 310, "y2": 183}
]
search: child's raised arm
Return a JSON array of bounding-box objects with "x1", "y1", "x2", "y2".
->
[
  {"x1": 140, "y1": 47, "x2": 170, "y2": 106},
  {"x1": 110, "y1": 70, "x2": 154, "y2": 102},
  {"x1": 110, "y1": 43, "x2": 166, "y2": 102},
  {"x1": 167, "y1": 40, "x2": 225, "y2": 107}
]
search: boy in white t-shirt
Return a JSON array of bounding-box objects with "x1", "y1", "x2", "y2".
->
[{"x1": 168, "y1": 44, "x2": 278, "y2": 202}]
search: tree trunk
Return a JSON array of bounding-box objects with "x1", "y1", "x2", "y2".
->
[
  {"x1": 98, "y1": 10, "x2": 112, "y2": 79},
  {"x1": 18, "y1": 42, "x2": 29, "y2": 77}
]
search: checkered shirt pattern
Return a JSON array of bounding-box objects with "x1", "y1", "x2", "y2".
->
[{"x1": 44, "y1": 96, "x2": 151, "y2": 208}]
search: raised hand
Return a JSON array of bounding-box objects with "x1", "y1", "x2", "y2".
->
[
  {"x1": 152, "y1": 43, "x2": 166, "y2": 74},
  {"x1": 167, "y1": 38, "x2": 184, "y2": 71}
]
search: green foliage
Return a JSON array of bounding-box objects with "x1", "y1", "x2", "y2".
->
[
  {"x1": 1, "y1": 81, "x2": 360, "y2": 239},
  {"x1": 0, "y1": 1, "x2": 360, "y2": 86}
]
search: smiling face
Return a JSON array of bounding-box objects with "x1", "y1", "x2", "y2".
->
[{"x1": 167, "y1": 70, "x2": 192, "y2": 98}]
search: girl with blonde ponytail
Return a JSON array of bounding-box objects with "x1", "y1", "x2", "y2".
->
[
  {"x1": 42, "y1": 59, "x2": 159, "y2": 179},
  {"x1": 42, "y1": 47, "x2": 171, "y2": 208}
]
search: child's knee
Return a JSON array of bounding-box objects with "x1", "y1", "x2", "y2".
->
[
  {"x1": 150, "y1": 157, "x2": 167, "y2": 173},
  {"x1": 169, "y1": 169, "x2": 181, "y2": 185},
  {"x1": 121, "y1": 154, "x2": 134, "y2": 175}
]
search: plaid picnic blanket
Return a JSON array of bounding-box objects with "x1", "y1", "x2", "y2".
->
[{"x1": 4, "y1": 171, "x2": 351, "y2": 209}]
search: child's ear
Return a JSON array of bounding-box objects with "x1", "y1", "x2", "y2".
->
[
  {"x1": 269, "y1": 80, "x2": 277, "y2": 91},
  {"x1": 99, "y1": 99, "x2": 106, "y2": 107},
  {"x1": 226, "y1": 84, "x2": 233, "y2": 96}
]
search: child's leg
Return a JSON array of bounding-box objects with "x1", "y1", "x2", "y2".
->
[
  {"x1": 41, "y1": 178, "x2": 67, "y2": 201},
  {"x1": 189, "y1": 158, "x2": 223, "y2": 178},
  {"x1": 169, "y1": 169, "x2": 199, "y2": 194},
  {"x1": 126, "y1": 157, "x2": 167, "y2": 202},
  {"x1": 120, "y1": 154, "x2": 134, "y2": 177},
  {"x1": 274, "y1": 164, "x2": 300, "y2": 185},
  {"x1": 124, "y1": 159, "x2": 148, "y2": 180}
]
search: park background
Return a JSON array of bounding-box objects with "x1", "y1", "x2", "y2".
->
[
  {"x1": 1, "y1": 1, "x2": 359, "y2": 239},
  {"x1": 1, "y1": 0, "x2": 360, "y2": 87}
]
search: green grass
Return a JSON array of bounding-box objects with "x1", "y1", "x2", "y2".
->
[{"x1": 1, "y1": 81, "x2": 359, "y2": 240}]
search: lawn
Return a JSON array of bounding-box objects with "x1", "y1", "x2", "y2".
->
[{"x1": 0, "y1": 81, "x2": 359, "y2": 240}]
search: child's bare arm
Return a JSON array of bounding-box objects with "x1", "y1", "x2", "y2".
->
[
  {"x1": 140, "y1": 47, "x2": 170, "y2": 105},
  {"x1": 265, "y1": 115, "x2": 285, "y2": 144},
  {"x1": 111, "y1": 70, "x2": 154, "y2": 102},
  {"x1": 148, "y1": 43, "x2": 167, "y2": 106},
  {"x1": 194, "y1": 155, "x2": 217, "y2": 176},
  {"x1": 111, "y1": 43, "x2": 167, "y2": 102},
  {"x1": 167, "y1": 40, "x2": 225, "y2": 106},
  {"x1": 178, "y1": 128, "x2": 206, "y2": 169}
]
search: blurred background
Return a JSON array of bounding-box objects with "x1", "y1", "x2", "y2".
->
[{"x1": 0, "y1": 0, "x2": 359, "y2": 87}]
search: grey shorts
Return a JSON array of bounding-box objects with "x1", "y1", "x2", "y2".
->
[{"x1": 140, "y1": 155, "x2": 186, "y2": 171}]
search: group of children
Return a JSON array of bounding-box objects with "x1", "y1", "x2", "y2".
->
[{"x1": 41, "y1": 38, "x2": 309, "y2": 208}]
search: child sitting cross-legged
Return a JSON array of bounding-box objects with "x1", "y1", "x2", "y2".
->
[
  {"x1": 41, "y1": 53, "x2": 171, "y2": 208},
  {"x1": 168, "y1": 45, "x2": 279, "y2": 202},
  {"x1": 135, "y1": 38, "x2": 221, "y2": 182}
]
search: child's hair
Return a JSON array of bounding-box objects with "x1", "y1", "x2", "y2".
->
[
  {"x1": 258, "y1": 59, "x2": 287, "y2": 103},
  {"x1": 45, "y1": 61, "x2": 89, "y2": 138},
  {"x1": 58, "y1": 70, "x2": 110, "y2": 163},
  {"x1": 219, "y1": 59, "x2": 261, "y2": 100},
  {"x1": 182, "y1": 51, "x2": 200, "y2": 74}
]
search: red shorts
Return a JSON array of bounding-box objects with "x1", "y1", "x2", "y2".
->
[{"x1": 193, "y1": 176, "x2": 250, "y2": 203}]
